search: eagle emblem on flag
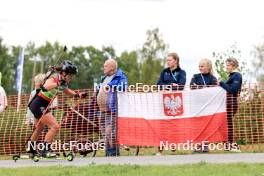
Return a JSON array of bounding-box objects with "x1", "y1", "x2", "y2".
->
[{"x1": 163, "y1": 93, "x2": 183, "y2": 116}]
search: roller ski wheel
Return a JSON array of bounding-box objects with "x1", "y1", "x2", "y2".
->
[
  {"x1": 66, "y1": 153, "x2": 74, "y2": 162},
  {"x1": 32, "y1": 155, "x2": 39, "y2": 162},
  {"x1": 13, "y1": 153, "x2": 39, "y2": 162},
  {"x1": 12, "y1": 154, "x2": 20, "y2": 162}
]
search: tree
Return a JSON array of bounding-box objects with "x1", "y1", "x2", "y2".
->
[
  {"x1": 212, "y1": 43, "x2": 248, "y2": 82},
  {"x1": 69, "y1": 46, "x2": 91, "y2": 89},
  {"x1": 0, "y1": 28, "x2": 170, "y2": 94},
  {"x1": 24, "y1": 42, "x2": 37, "y2": 92},
  {"x1": 27, "y1": 41, "x2": 69, "y2": 92},
  {"x1": 139, "y1": 28, "x2": 169, "y2": 84},
  {"x1": 252, "y1": 42, "x2": 264, "y2": 82},
  {"x1": 85, "y1": 46, "x2": 107, "y2": 87},
  {"x1": 0, "y1": 38, "x2": 19, "y2": 95},
  {"x1": 118, "y1": 51, "x2": 140, "y2": 85}
]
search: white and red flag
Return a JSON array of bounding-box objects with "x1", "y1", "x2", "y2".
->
[{"x1": 117, "y1": 87, "x2": 227, "y2": 146}]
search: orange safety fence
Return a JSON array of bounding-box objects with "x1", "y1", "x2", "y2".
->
[
  {"x1": 0, "y1": 89, "x2": 109, "y2": 158},
  {"x1": 0, "y1": 83, "x2": 263, "y2": 159},
  {"x1": 118, "y1": 84, "x2": 264, "y2": 153}
]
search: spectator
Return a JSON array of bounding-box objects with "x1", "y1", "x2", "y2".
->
[
  {"x1": 0, "y1": 72, "x2": 7, "y2": 113},
  {"x1": 97, "y1": 58, "x2": 128, "y2": 156},
  {"x1": 190, "y1": 58, "x2": 217, "y2": 89},
  {"x1": 156, "y1": 53, "x2": 186, "y2": 155},
  {"x1": 190, "y1": 59, "x2": 217, "y2": 153},
  {"x1": 157, "y1": 52, "x2": 186, "y2": 90},
  {"x1": 219, "y1": 58, "x2": 242, "y2": 152}
]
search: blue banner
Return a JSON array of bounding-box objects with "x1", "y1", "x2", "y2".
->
[{"x1": 16, "y1": 48, "x2": 24, "y2": 92}]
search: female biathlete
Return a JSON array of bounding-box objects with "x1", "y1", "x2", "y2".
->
[{"x1": 27, "y1": 60, "x2": 86, "y2": 157}]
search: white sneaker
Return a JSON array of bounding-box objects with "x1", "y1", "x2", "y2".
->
[
  {"x1": 226, "y1": 142, "x2": 241, "y2": 152},
  {"x1": 156, "y1": 152, "x2": 162, "y2": 156},
  {"x1": 45, "y1": 151, "x2": 57, "y2": 158},
  {"x1": 230, "y1": 144, "x2": 241, "y2": 152},
  {"x1": 230, "y1": 148, "x2": 241, "y2": 152},
  {"x1": 123, "y1": 145, "x2": 130, "y2": 151}
]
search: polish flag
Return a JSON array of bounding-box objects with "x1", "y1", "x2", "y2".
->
[{"x1": 117, "y1": 87, "x2": 227, "y2": 146}]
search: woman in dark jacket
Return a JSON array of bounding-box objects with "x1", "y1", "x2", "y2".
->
[
  {"x1": 190, "y1": 58, "x2": 217, "y2": 152},
  {"x1": 219, "y1": 58, "x2": 242, "y2": 151},
  {"x1": 156, "y1": 52, "x2": 186, "y2": 155},
  {"x1": 190, "y1": 58, "x2": 217, "y2": 89},
  {"x1": 157, "y1": 52, "x2": 186, "y2": 90}
]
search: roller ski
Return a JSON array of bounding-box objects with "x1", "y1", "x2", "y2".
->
[
  {"x1": 12, "y1": 142, "x2": 75, "y2": 162},
  {"x1": 12, "y1": 150, "x2": 75, "y2": 162}
]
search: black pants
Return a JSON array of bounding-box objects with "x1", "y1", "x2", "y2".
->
[
  {"x1": 29, "y1": 96, "x2": 50, "y2": 119},
  {"x1": 226, "y1": 95, "x2": 238, "y2": 143}
]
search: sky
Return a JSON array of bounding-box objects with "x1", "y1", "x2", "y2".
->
[{"x1": 0, "y1": 0, "x2": 264, "y2": 82}]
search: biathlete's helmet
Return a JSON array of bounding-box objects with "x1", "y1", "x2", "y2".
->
[{"x1": 60, "y1": 60, "x2": 78, "y2": 75}]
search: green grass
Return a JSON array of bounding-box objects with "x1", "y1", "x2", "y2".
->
[{"x1": 1, "y1": 163, "x2": 264, "y2": 176}]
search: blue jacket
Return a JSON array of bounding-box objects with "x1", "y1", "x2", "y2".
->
[
  {"x1": 99, "y1": 69, "x2": 128, "y2": 112},
  {"x1": 220, "y1": 72, "x2": 242, "y2": 114},
  {"x1": 157, "y1": 67, "x2": 186, "y2": 90},
  {"x1": 220, "y1": 72, "x2": 242, "y2": 95},
  {"x1": 190, "y1": 73, "x2": 217, "y2": 89}
]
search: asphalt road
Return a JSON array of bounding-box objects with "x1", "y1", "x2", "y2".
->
[{"x1": 0, "y1": 153, "x2": 264, "y2": 168}]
